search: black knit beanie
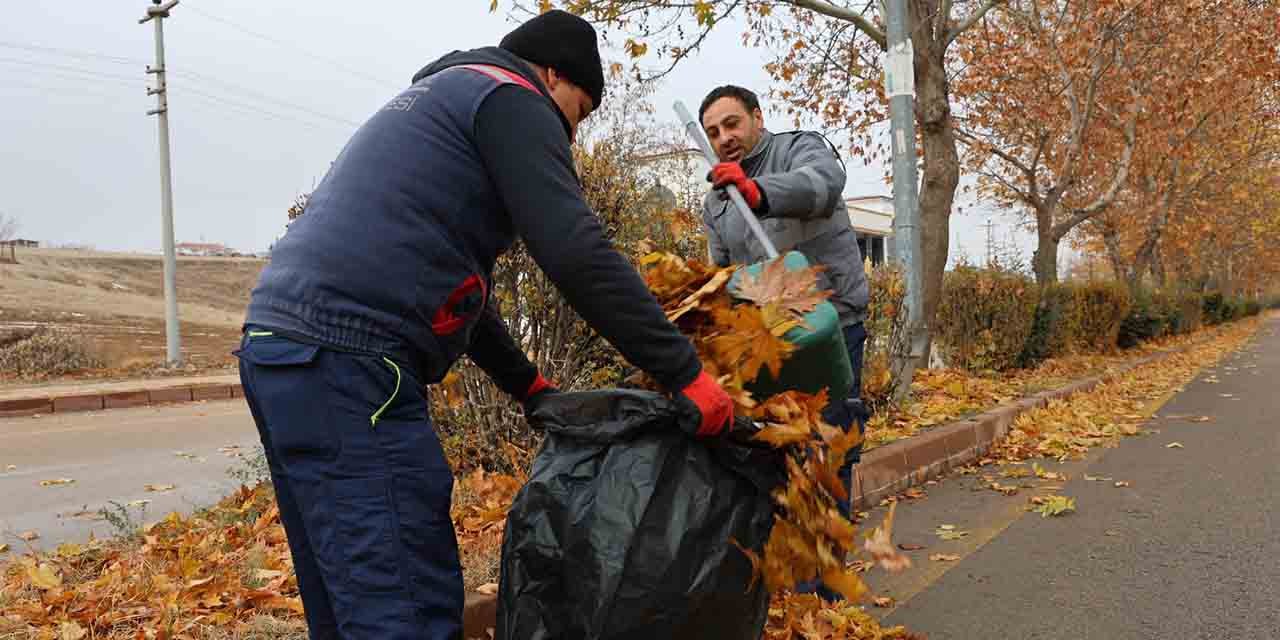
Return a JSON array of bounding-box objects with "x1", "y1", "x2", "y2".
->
[{"x1": 499, "y1": 10, "x2": 605, "y2": 107}]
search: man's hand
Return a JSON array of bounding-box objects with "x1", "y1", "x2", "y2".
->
[
  {"x1": 674, "y1": 370, "x2": 734, "y2": 438},
  {"x1": 709, "y1": 162, "x2": 764, "y2": 210},
  {"x1": 520, "y1": 373, "x2": 558, "y2": 420}
]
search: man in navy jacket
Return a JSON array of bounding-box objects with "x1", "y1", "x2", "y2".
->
[{"x1": 236, "y1": 11, "x2": 732, "y2": 638}]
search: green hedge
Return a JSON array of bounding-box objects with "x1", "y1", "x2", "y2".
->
[
  {"x1": 891, "y1": 264, "x2": 1254, "y2": 375},
  {"x1": 935, "y1": 267, "x2": 1039, "y2": 372}
]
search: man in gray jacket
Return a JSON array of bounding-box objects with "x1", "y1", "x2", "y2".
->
[{"x1": 699, "y1": 86, "x2": 869, "y2": 598}]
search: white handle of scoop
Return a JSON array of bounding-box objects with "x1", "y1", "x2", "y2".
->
[{"x1": 673, "y1": 100, "x2": 779, "y2": 259}]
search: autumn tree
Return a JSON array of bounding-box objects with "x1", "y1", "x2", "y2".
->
[
  {"x1": 488, "y1": 0, "x2": 1004, "y2": 371},
  {"x1": 953, "y1": 0, "x2": 1165, "y2": 284},
  {"x1": 1077, "y1": 0, "x2": 1280, "y2": 294}
]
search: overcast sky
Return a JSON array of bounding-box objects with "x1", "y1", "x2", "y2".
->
[{"x1": 1, "y1": 1, "x2": 1031, "y2": 262}]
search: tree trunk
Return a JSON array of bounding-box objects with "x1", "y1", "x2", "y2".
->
[
  {"x1": 1033, "y1": 228, "x2": 1060, "y2": 284},
  {"x1": 913, "y1": 31, "x2": 961, "y2": 368}
]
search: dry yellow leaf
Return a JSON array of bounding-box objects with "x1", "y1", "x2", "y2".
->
[
  {"x1": 26, "y1": 562, "x2": 62, "y2": 590},
  {"x1": 39, "y1": 478, "x2": 75, "y2": 487}
]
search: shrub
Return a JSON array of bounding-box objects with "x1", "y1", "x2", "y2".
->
[
  {"x1": 860, "y1": 263, "x2": 907, "y2": 412},
  {"x1": 1203, "y1": 292, "x2": 1227, "y2": 325},
  {"x1": 1067, "y1": 281, "x2": 1130, "y2": 353},
  {"x1": 1171, "y1": 291, "x2": 1204, "y2": 334},
  {"x1": 0, "y1": 327, "x2": 104, "y2": 378},
  {"x1": 1020, "y1": 282, "x2": 1077, "y2": 368},
  {"x1": 1119, "y1": 290, "x2": 1168, "y2": 348},
  {"x1": 935, "y1": 266, "x2": 1038, "y2": 372}
]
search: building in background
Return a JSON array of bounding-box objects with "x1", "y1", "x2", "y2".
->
[
  {"x1": 176, "y1": 242, "x2": 233, "y2": 257},
  {"x1": 846, "y1": 195, "x2": 893, "y2": 266}
]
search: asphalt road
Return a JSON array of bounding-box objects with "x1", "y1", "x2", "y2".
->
[
  {"x1": 863, "y1": 317, "x2": 1280, "y2": 639},
  {"x1": 0, "y1": 400, "x2": 259, "y2": 551}
]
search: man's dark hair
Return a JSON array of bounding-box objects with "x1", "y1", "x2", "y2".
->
[{"x1": 698, "y1": 85, "x2": 761, "y2": 122}]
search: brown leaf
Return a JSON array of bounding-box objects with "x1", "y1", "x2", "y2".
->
[
  {"x1": 754, "y1": 422, "x2": 812, "y2": 448},
  {"x1": 0, "y1": 543, "x2": 9, "y2": 553},
  {"x1": 39, "y1": 478, "x2": 75, "y2": 487},
  {"x1": 863, "y1": 502, "x2": 912, "y2": 573},
  {"x1": 930, "y1": 553, "x2": 961, "y2": 562},
  {"x1": 820, "y1": 567, "x2": 869, "y2": 603},
  {"x1": 873, "y1": 596, "x2": 895, "y2": 608},
  {"x1": 898, "y1": 543, "x2": 927, "y2": 551},
  {"x1": 733, "y1": 257, "x2": 832, "y2": 319}
]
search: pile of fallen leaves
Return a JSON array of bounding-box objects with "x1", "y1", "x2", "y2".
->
[
  {"x1": 639, "y1": 252, "x2": 911, "y2": 603},
  {"x1": 0, "y1": 484, "x2": 304, "y2": 639}
]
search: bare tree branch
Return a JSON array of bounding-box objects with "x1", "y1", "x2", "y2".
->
[
  {"x1": 1052, "y1": 111, "x2": 1138, "y2": 240},
  {"x1": 785, "y1": 0, "x2": 887, "y2": 49},
  {"x1": 945, "y1": 0, "x2": 1004, "y2": 47}
]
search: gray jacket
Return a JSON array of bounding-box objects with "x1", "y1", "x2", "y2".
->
[{"x1": 702, "y1": 129, "x2": 869, "y2": 326}]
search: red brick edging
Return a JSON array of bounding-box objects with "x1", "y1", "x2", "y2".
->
[{"x1": 0, "y1": 383, "x2": 244, "y2": 418}]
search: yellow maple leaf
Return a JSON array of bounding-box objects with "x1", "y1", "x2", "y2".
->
[{"x1": 26, "y1": 562, "x2": 62, "y2": 590}]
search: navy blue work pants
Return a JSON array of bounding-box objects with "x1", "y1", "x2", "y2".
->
[
  {"x1": 797, "y1": 321, "x2": 867, "y2": 600},
  {"x1": 236, "y1": 331, "x2": 463, "y2": 639}
]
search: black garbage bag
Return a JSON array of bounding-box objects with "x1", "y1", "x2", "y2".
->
[{"x1": 496, "y1": 389, "x2": 784, "y2": 640}]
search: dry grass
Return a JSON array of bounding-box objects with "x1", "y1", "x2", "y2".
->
[{"x1": 0, "y1": 327, "x2": 104, "y2": 378}]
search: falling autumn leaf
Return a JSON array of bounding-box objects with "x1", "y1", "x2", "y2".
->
[
  {"x1": 1166, "y1": 442, "x2": 1185, "y2": 449},
  {"x1": 39, "y1": 478, "x2": 75, "y2": 487},
  {"x1": 930, "y1": 553, "x2": 961, "y2": 562},
  {"x1": 863, "y1": 503, "x2": 912, "y2": 573},
  {"x1": 1114, "y1": 481, "x2": 1131, "y2": 488},
  {"x1": 0, "y1": 543, "x2": 9, "y2": 553},
  {"x1": 898, "y1": 543, "x2": 926, "y2": 551},
  {"x1": 145, "y1": 484, "x2": 177, "y2": 492},
  {"x1": 18, "y1": 531, "x2": 39, "y2": 541},
  {"x1": 873, "y1": 596, "x2": 895, "y2": 608}
]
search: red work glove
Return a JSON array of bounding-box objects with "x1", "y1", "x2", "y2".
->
[
  {"x1": 675, "y1": 370, "x2": 734, "y2": 438},
  {"x1": 520, "y1": 373, "x2": 558, "y2": 420},
  {"x1": 709, "y1": 162, "x2": 764, "y2": 210}
]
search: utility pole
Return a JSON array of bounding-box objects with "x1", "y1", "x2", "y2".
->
[
  {"x1": 141, "y1": 0, "x2": 182, "y2": 365},
  {"x1": 884, "y1": 0, "x2": 925, "y2": 401},
  {"x1": 984, "y1": 218, "x2": 995, "y2": 266}
]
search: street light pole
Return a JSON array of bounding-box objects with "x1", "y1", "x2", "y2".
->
[
  {"x1": 141, "y1": 0, "x2": 182, "y2": 365},
  {"x1": 884, "y1": 0, "x2": 925, "y2": 399}
]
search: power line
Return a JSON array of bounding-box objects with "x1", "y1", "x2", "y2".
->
[
  {"x1": 167, "y1": 71, "x2": 362, "y2": 127},
  {"x1": 0, "y1": 56, "x2": 140, "y2": 83},
  {"x1": 0, "y1": 56, "x2": 359, "y2": 130},
  {"x1": 0, "y1": 40, "x2": 146, "y2": 66},
  {"x1": 183, "y1": 4, "x2": 402, "y2": 90},
  {"x1": 0, "y1": 39, "x2": 366, "y2": 130}
]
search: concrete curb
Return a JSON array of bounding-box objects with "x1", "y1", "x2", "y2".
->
[
  {"x1": 0, "y1": 382, "x2": 244, "y2": 418},
  {"x1": 457, "y1": 342, "x2": 1202, "y2": 638}
]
